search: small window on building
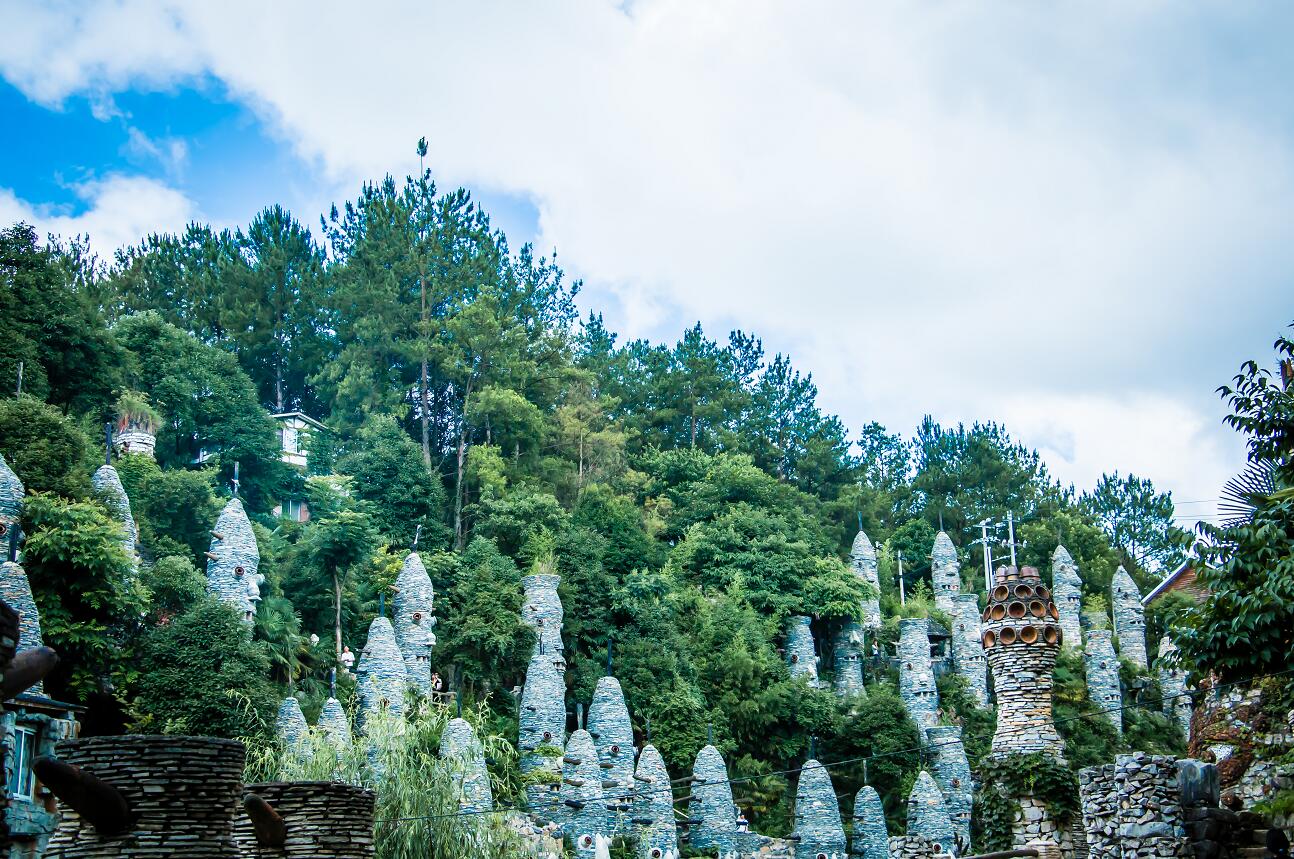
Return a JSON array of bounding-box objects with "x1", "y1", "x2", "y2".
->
[{"x1": 7, "y1": 727, "x2": 36, "y2": 801}]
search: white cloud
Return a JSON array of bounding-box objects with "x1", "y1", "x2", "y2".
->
[
  {"x1": 0, "y1": 0, "x2": 1280, "y2": 504},
  {"x1": 0, "y1": 175, "x2": 200, "y2": 255},
  {"x1": 123, "y1": 126, "x2": 189, "y2": 175}
]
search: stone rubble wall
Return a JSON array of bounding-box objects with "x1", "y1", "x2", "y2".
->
[
  {"x1": 785, "y1": 616, "x2": 820, "y2": 687},
  {"x1": 114, "y1": 429, "x2": 156, "y2": 459},
  {"x1": 1083, "y1": 630, "x2": 1122, "y2": 735},
  {"x1": 792, "y1": 759, "x2": 846, "y2": 859},
  {"x1": 391, "y1": 552, "x2": 435, "y2": 695},
  {"x1": 1110, "y1": 568, "x2": 1147, "y2": 669},
  {"x1": 887, "y1": 833, "x2": 938, "y2": 859},
  {"x1": 851, "y1": 530, "x2": 882, "y2": 630},
  {"x1": 898, "y1": 619, "x2": 939, "y2": 742},
  {"x1": 1079, "y1": 754, "x2": 1196, "y2": 859},
  {"x1": 1010, "y1": 794, "x2": 1072, "y2": 855},
  {"x1": 950, "y1": 594, "x2": 987, "y2": 707},
  {"x1": 1050, "y1": 546, "x2": 1084, "y2": 650},
  {"x1": 234, "y1": 781, "x2": 375, "y2": 859}
]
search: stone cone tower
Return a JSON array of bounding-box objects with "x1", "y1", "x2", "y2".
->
[
  {"x1": 784, "y1": 615, "x2": 819, "y2": 687},
  {"x1": 522, "y1": 572, "x2": 564, "y2": 660},
  {"x1": 276, "y1": 696, "x2": 310, "y2": 758},
  {"x1": 906, "y1": 771, "x2": 957, "y2": 856},
  {"x1": 851, "y1": 529, "x2": 882, "y2": 629},
  {"x1": 561, "y1": 728, "x2": 607, "y2": 857},
  {"x1": 1051, "y1": 545, "x2": 1083, "y2": 649},
  {"x1": 632, "y1": 744, "x2": 677, "y2": 859},
  {"x1": 588, "y1": 675, "x2": 634, "y2": 835},
  {"x1": 927, "y1": 725, "x2": 972, "y2": 850},
  {"x1": 391, "y1": 551, "x2": 435, "y2": 694},
  {"x1": 317, "y1": 696, "x2": 353, "y2": 753},
  {"x1": 206, "y1": 498, "x2": 261, "y2": 623},
  {"x1": 0, "y1": 558, "x2": 44, "y2": 695},
  {"x1": 792, "y1": 759, "x2": 846, "y2": 859},
  {"x1": 1111, "y1": 567, "x2": 1147, "y2": 668},
  {"x1": 520, "y1": 650, "x2": 567, "y2": 815},
  {"x1": 981, "y1": 565, "x2": 1065, "y2": 759},
  {"x1": 91, "y1": 463, "x2": 138, "y2": 575},
  {"x1": 1156, "y1": 636, "x2": 1193, "y2": 741},
  {"x1": 355, "y1": 616, "x2": 408, "y2": 729},
  {"x1": 931, "y1": 531, "x2": 961, "y2": 615},
  {"x1": 833, "y1": 621, "x2": 866, "y2": 698},
  {"x1": 688, "y1": 745, "x2": 739, "y2": 856},
  {"x1": 441, "y1": 717, "x2": 494, "y2": 813},
  {"x1": 951, "y1": 593, "x2": 987, "y2": 707},
  {"x1": 0, "y1": 452, "x2": 25, "y2": 544},
  {"x1": 1083, "y1": 629, "x2": 1122, "y2": 734},
  {"x1": 851, "y1": 786, "x2": 889, "y2": 859},
  {"x1": 898, "y1": 618, "x2": 939, "y2": 741}
]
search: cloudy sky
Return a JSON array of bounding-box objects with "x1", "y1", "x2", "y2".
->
[{"x1": 3, "y1": 1, "x2": 1291, "y2": 525}]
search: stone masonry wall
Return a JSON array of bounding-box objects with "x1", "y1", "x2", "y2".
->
[
  {"x1": 561, "y1": 729, "x2": 607, "y2": 857},
  {"x1": 1078, "y1": 764, "x2": 1117, "y2": 859},
  {"x1": 905, "y1": 771, "x2": 956, "y2": 856},
  {"x1": 91, "y1": 464, "x2": 137, "y2": 574},
  {"x1": 391, "y1": 552, "x2": 435, "y2": 694},
  {"x1": 355, "y1": 616, "x2": 407, "y2": 729},
  {"x1": 522, "y1": 573, "x2": 564, "y2": 660},
  {"x1": 1155, "y1": 638, "x2": 1193, "y2": 742},
  {"x1": 834, "y1": 622, "x2": 866, "y2": 698},
  {"x1": 1078, "y1": 754, "x2": 1192, "y2": 859},
  {"x1": 235, "y1": 781, "x2": 375, "y2": 859},
  {"x1": 0, "y1": 561, "x2": 42, "y2": 695},
  {"x1": 852, "y1": 786, "x2": 889, "y2": 859},
  {"x1": 275, "y1": 697, "x2": 309, "y2": 758},
  {"x1": 520, "y1": 650, "x2": 566, "y2": 816},
  {"x1": 926, "y1": 726, "x2": 972, "y2": 851},
  {"x1": 588, "y1": 676, "x2": 634, "y2": 836},
  {"x1": 931, "y1": 532, "x2": 961, "y2": 617},
  {"x1": 440, "y1": 717, "x2": 494, "y2": 813},
  {"x1": 632, "y1": 743, "x2": 677, "y2": 859},
  {"x1": 206, "y1": 498, "x2": 260, "y2": 623},
  {"x1": 689, "y1": 744, "x2": 738, "y2": 855}
]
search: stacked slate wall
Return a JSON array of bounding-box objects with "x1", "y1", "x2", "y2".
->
[
  {"x1": 851, "y1": 530, "x2": 882, "y2": 630},
  {"x1": 785, "y1": 615, "x2": 819, "y2": 687},
  {"x1": 91, "y1": 464, "x2": 137, "y2": 574},
  {"x1": 834, "y1": 622, "x2": 866, "y2": 697},
  {"x1": 888, "y1": 834, "x2": 938, "y2": 859},
  {"x1": 275, "y1": 697, "x2": 309, "y2": 758},
  {"x1": 561, "y1": 729, "x2": 607, "y2": 857},
  {"x1": 851, "y1": 786, "x2": 889, "y2": 859},
  {"x1": 1051, "y1": 546, "x2": 1084, "y2": 649},
  {"x1": 391, "y1": 552, "x2": 435, "y2": 694},
  {"x1": 235, "y1": 782, "x2": 375, "y2": 859},
  {"x1": 931, "y1": 532, "x2": 960, "y2": 616},
  {"x1": 1083, "y1": 630, "x2": 1122, "y2": 735},
  {"x1": 898, "y1": 619, "x2": 938, "y2": 741},
  {"x1": 520, "y1": 651, "x2": 567, "y2": 815},
  {"x1": 1156, "y1": 637, "x2": 1193, "y2": 742},
  {"x1": 926, "y1": 725, "x2": 972, "y2": 850},
  {"x1": 0, "y1": 561, "x2": 42, "y2": 695},
  {"x1": 1078, "y1": 754, "x2": 1191, "y2": 859},
  {"x1": 316, "y1": 697, "x2": 352, "y2": 753},
  {"x1": 792, "y1": 759, "x2": 846, "y2": 859},
  {"x1": 950, "y1": 594, "x2": 987, "y2": 707},
  {"x1": 1111, "y1": 567, "x2": 1147, "y2": 668},
  {"x1": 0, "y1": 453, "x2": 23, "y2": 542}
]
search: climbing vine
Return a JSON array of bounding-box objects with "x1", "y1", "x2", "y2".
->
[{"x1": 971, "y1": 752, "x2": 1080, "y2": 853}]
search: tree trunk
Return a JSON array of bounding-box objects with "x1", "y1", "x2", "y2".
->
[
  {"x1": 333, "y1": 571, "x2": 343, "y2": 662},
  {"x1": 453, "y1": 383, "x2": 472, "y2": 551},
  {"x1": 420, "y1": 359, "x2": 432, "y2": 467}
]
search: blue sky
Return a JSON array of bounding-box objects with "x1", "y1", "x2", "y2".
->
[{"x1": 3, "y1": 1, "x2": 1293, "y2": 524}]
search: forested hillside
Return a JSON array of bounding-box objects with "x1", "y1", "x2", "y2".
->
[{"x1": 0, "y1": 159, "x2": 1198, "y2": 834}]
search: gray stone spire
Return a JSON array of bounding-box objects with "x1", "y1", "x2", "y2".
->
[
  {"x1": 356, "y1": 616, "x2": 408, "y2": 728},
  {"x1": 1051, "y1": 545, "x2": 1083, "y2": 649},
  {"x1": 950, "y1": 593, "x2": 987, "y2": 707},
  {"x1": 520, "y1": 650, "x2": 567, "y2": 814},
  {"x1": 851, "y1": 529, "x2": 882, "y2": 629},
  {"x1": 785, "y1": 615, "x2": 819, "y2": 687},
  {"x1": 522, "y1": 572, "x2": 564, "y2": 660},
  {"x1": 792, "y1": 759, "x2": 846, "y2": 859},
  {"x1": 0, "y1": 559, "x2": 44, "y2": 694},
  {"x1": 1083, "y1": 629, "x2": 1122, "y2": 734},
  {"x1": 1110, "y1": 567, "x2": 1147, "y2": 668},
  {"x1": 561, "y1": 728, "x2": 608, "y2": 857},
  {"x1": 632, "y1": 743, "x2": 677, "y2": 859},
  {"x1": 931, "y1": 531, "x2": 961, "y2": 615},
  {"x1": 392, "y1": 551, "x2": 436, "y2": 694},
  {"x1": 206, "y1": 498, "x2": 260, "y2": 623},
  {"x1": 91, "y1": 463, "x2": 138, "y2": 573},
  {"x1": 1156, "y1": 636, "x2": 1193, "y2": 740},
  {"x1": 906, "y1": 771, "x2": 956, "y2": 857},
  {"x1": 316, "y1": 696, "x2": 353, "y2": 752},
  {"x1": 833, "y1": 622, "x2": 866, "y2": 698},
  {"x1": 441, "y1": 717, "x2": 494, "y2": 813},
  {"x1": 926, "y1": 725, "x2": 972, "y2": 850},
  {"x1": 689, "y1": 744, "x2": 738, "y2": 855},
  {"x1": 0, "y1": 452, "x2": 23, "y2": 531},
  {"x1": 588, "y1": 676, "x2": 634, "y2": 835},
  {"x1": 276, "y1": 696, "x2": 310, "y2": 758},
  {"x1": 850, "y1": 786, "x2": 889, "y2": 859},
  {"x1": 898, "y1": 618, "x2": 939, "y2": 741}
]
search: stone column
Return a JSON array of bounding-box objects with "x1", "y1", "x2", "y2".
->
[
  {"x1": 276, "y1": 696, "x2": 310, "y2": 759},
  {"x1": 235, "y1": 782, "x2": 376, "y2": 858},
  {"x1": 834, "y1": 622, "x2": 866, "y2": 698},
  {"x1": 785, "y1": 615, "x2": 820, "y2": 687},
  {"x1": 1050, "y1": 546, "x2": 1083, "y2": 650},
  {"x1": 689, "y1": 745, "x2": 738, "y2": 855},
  {"x1": 588, "y1": 676, "x2": 635, "y2": 835},
  {"x1": 632, "y1": 744, "x2": 678, "y2": 859},
  {"x1": 792, "y1": 759, "x2": 846, "y2": 859},
  {"x1": 115, "y1": 428, "x2": 156, "y2": 459},
  {"x1": 926, "y1": 726, "x2": 972, "y2": 850},
  {"x1": 441, "y1": 717, "x2": 494, "y2": 813},
  {"x1": 981, "y1": 566, "x2": 1065, "y2": 758},
  {"x1": 1156, "y1": 637, "x2": 1193, "y2": 742},
  {"x1": 898, "y1": 619, "x2": 939, "y2": 741},
  {"x1": 206, "y1": 498, "x2": 260, "y2": 624},
  {"x1": 852, "y1": 529, "x2": 882, "y2": 630},
  {"x1": 522, "y1": 573, "x2": 564, "y2": 660},
  {"x1": 931, "y1": 531, "x2": 961, "y2": 616},
  {"x1": 520, "y1": 650, "x2": 567, "y2": 817},
  {"x1": 1083, "y1": 630, "x2": 1122, "y2": 735},
  {"x1": 906, "y1": 771, "x2": 956, "y2": 856},
  {"x1": 561, "y1": 729, "x2": 607, "y2": 857},
  {"x1": 1110, "y1": 567, "x2": 1147, "y2": 668},
  {"x1": 392, "y1": 551, "x2": 435, "y2": 694},
  {"x1": 355, "y1": 616, "x2": 408, "y2": 729},
  {"x1": 851, "y1": 786, "x2": 889, "y2": 859},
  {"x1": 950, "y1": 594, "x2": 987, "y2": 707}
]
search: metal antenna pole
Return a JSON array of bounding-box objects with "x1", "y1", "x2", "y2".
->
[
  {"x1": 412, "y1": 524, "x2": 421, "y2": 550},
  {"x1": 897, "y1": 551, "x2": 905, "y2": 606},
  {"x1": 979, "y1": 520, "x2": 992, "y2": 591},
  {"x1": 1007, "y1": 511, "x2": 1017, "y2": 567}
]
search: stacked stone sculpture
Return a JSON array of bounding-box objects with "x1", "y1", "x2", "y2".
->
[
  {"x1": 316, "y1": 696, "x2": 353, "y2": 757},
  {"x1": 792, "y1": 759, "x2": 846, "y2": 859},
  {"x1": 851, "y1": 529, "x2": 882, "y2": 629},
  {"x1": 0, "y1": 453, "x2": 24, "y2": 542},
  {"x1": 898, "y1": 619, "x2": 939, "y2": 741},
  {"x1": 0, "y1": 558, "x2": 43, "y2": 695},
  {"x1": 391, "y1": 551, "x2": 436, "y2": 694},
  {"x1": 440, "y1": 718, "x2": 495, "y2": 813},
  {"x1": 1110, "y1": 567, "x2": 1147, "y2": 668},
  {"x1": 906, "y1": 771, "x2": 956, "y2": 856},
  {"x1": 785, "y1": 616, "x2": 819, "y2": 687},
  {"x1": 1083, "y1": 630, "x2": 1122, "y2": 734},
  {"x1": 588, "y1": 676, "x2": 635, "y2": 834},
  {"x1": 926, "y1": 726, "x2": 972, "y2": 850},
  {"x1": 355, "y1": 616, "x2": 408, "y2": 727},
  {"x1": 522, "y1": 572, "x2": 564, "y2": 660},
  {"x1": 981, "y1": 565, "x2": 1065, "y2": 759},
  {"x1": 235, "y1": 781, "x2": 376, "y2": 858},
  {"x1": 931, "y1": 531, "x2": 960, "y2": 615},
  {"x1": 206, "y1": 498, "x2": 261, "y2": 623},
  {"x1": 1156, "y1": 637, "x2": 1193, "y2": 741},
  {"x1": 850, "y1": 786, "x2": 889, "y2": 859},
  {"x1": 275, "y1": 697, "x2": 310, "y2": 758},
  {"x1": 91, "y1": 463, "x2": 138, "y2": 574},
  {"x1": 688, "y1": 745, "x2": 738, "y2": 855},
  {"x1": 561, "y1": 728, "x2": 607, "y2": 857},
  {"x1": 833, "y1": 621, "x2": 866, "y2": 698},
  {"x1": 950, "y1": 593, "x2": 987, "y2": 707},
  {"x1": 520, "y1": 650, "x2": 567, "y2": 813},
  {"x1": 632, "y1": 744, "x2": 677, "y2": 859},
  {"x1": 42, "y1": 735, "x2": 246, "y2": 858},
  {"x1": 1050, "y1": 545, "x2": 1083, "y2": 649}
]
